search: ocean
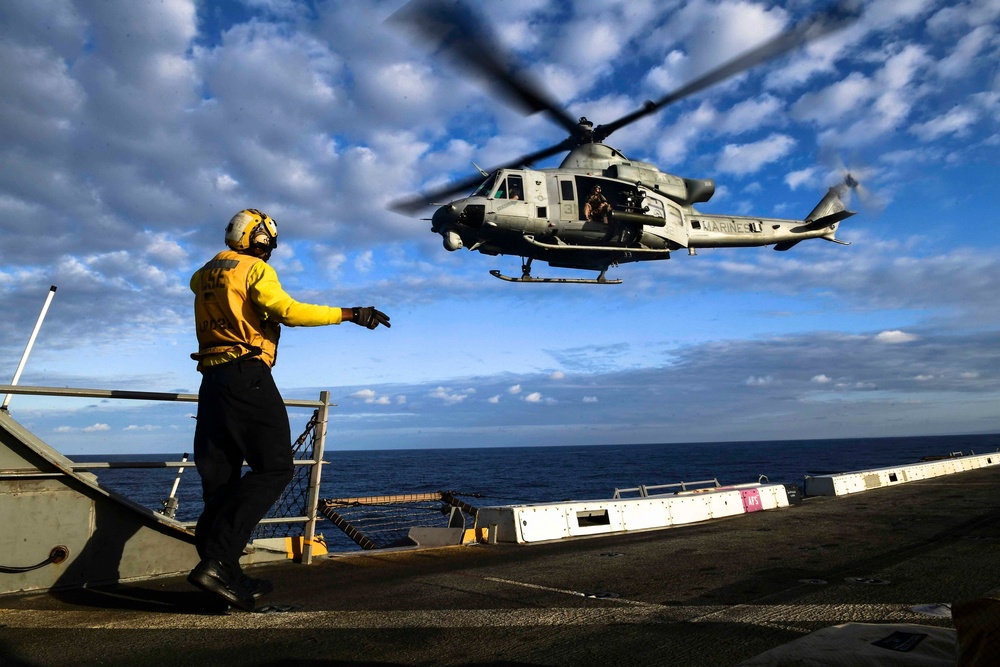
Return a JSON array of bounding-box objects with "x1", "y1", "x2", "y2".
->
[{"x1": 75, "y1": 433, "x2": 1000, "y2": 552}]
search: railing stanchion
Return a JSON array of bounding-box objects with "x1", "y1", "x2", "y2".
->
[
  {"x1": 301, "y1": 390, "x2": 330, "y2": 565},
  {"x1": 3, "y1": 286, "x2": 57, "y2": 411}
]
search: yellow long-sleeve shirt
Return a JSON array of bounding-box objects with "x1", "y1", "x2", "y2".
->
[{"x1": 191, "y1": 250, "x2": 343, "y2": 369}]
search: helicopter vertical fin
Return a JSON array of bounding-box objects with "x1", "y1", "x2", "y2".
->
[
  {"x1": 806, "y1": 185, "x2": 848, "y2": 223},
  {"x1": 802, "y1": 185, "x2": 856, "y2": 238}
]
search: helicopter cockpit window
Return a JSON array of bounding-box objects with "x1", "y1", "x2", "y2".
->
[
  {"x1": 472, "y1": 173, "x2": 499, "y2": 198},
  {"x1": 496, "y1": 174, "x2": 524, "y2": 200}
]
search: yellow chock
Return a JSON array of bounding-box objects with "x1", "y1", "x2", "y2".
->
[
  {"x1": 285, "y1": 534, "x2": 328, "y2": 559},
  {"x1": 463, "y1": 527, "x2": 490, "y2": 544}
]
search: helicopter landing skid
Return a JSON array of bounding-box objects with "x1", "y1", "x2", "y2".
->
[{"x1": 489, "y1": 270, "x2": 622, "y2": 285}]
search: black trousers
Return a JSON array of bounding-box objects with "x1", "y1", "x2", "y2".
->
[{"x1": 192, "y1": 359, "x2": 294, "y2": 568}]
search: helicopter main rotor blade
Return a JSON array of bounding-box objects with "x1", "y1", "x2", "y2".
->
[
  {"x1": 390, "y1": 138, "x2": 574, "y2": 215},
  {"x1": 593, "y1": 1, "x2": 861, "y2": 142},
  {"x1": 389, "y1": 172, "x2": 490, "y2": 215},
  {"x1": 388, "y1": 0, "x2": 580, "y2": 136}
]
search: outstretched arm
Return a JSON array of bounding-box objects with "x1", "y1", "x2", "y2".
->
[{"x1": 249, "y1": 262, "x2": 390, "y2": 329}]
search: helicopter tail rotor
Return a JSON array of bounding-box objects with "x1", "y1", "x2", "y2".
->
[
  {"x1": 837, "y1": 171, "x2": 885, "y2": 215},
  {"x1": 820, "y1": 149, "x2": 886, "y2": 215}
]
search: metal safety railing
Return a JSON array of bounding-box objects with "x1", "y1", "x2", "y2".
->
[
  {"x1": 0, "y1": 383, "x2": 332, "y2": 565},
  {"x1": 613, "y1": 478, "x2": 721, "y2": 498}
]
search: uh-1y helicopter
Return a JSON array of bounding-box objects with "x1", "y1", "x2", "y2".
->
[{"x1": 389, "y1": 0, "x2": 863, "y2": 284}]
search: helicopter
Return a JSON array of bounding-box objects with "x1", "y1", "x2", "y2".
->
[{"x1": 389, "y1": 0, "x2": 863, "y2": 284}]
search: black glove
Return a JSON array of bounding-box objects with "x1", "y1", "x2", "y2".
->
[{"x1": 351, "y1": 306, "x2": 391, "y2": 329}]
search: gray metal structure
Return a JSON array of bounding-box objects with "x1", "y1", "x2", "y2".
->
[{"x1": 0, "y1": 384, "x2": 331, "y2": 596}]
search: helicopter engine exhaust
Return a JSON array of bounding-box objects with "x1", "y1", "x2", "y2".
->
[{"x1": 443, "y1": 229, "x2": 463, "y2": 251}]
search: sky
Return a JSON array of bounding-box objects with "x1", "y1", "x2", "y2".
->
[{"x1": 1, "y1": 0, "x2": 999, "y2": 455}]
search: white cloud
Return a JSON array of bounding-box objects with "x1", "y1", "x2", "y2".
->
[
  {"x1": 744, "y1": 375, "x2": 773, "y2": 387},
  {"x1": 911, "y1": 106, "x2": 978, "y2": 141},
  {"x1": 715, "y1": 134, "x2": 796, "y2": 176},
  {"x1": 875, "y1": 330, "x2": 918, "y2": 344},
  {"x1": 792, "y1": 72, "x2": 876, "y2": 126},
  {"x1": 429, "y1": 386, "x2": 475, "y2": 405},
  {"x1": 52, "y1": 423, "x2": 112, "y2": 433},
  {"x1": 716, "y1": 94, "x2": 783, "y2": 135},
  {"x1": 355, "y1": 250, "x2": 374, "y2": 273},
  {"x1": 655, "y1": 102, "x2": 716, "y2": 164},
  {"x1": 215, "y1": 173, "x2": 239, "y2": 191},
  {"x1": 811, "y1": 374, "x2": 832, "y2": 384},
  {"x1": 834, "y1": 381, "x2": 878, "y2": 391},
  {"x1": 936, "y1": 25, "x2": 992, "y2": 80},
  {"x1": 508, "y1": 384, "x2": 522, "y2": 395},
  {"x1": 786, "y1": 166, "x2": 820, "y2": 191},
  {"x1": 351, "y1": 388, "x2": 391, "y2": 405},
  {"x1": 549, "y1": 371, "x2": 565, "y2": 380}
]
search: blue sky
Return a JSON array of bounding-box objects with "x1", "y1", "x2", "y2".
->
[{"x1": 1, "y1": 0, "x2": 999, "y2": 455}]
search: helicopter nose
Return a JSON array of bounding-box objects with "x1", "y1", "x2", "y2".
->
[{"x1": 431, "y1": 204, "x2": 458, "y2": 233}]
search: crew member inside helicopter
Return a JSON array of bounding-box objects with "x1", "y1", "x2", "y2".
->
[
  {"x1": 495, "y1": 174, "x2": 523, "y2": 200},
  {"x1": 508, "y1": 179, "x2": 522, "y2": 200},
  {"x1": 583, "y1": 185, "x2": 611, "y2": 223}
]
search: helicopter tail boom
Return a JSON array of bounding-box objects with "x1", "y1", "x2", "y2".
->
[{"x1": 767, "y1": 186, "x2": 857, "y2": 251}]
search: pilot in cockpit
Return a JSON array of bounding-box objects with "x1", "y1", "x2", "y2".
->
[{"x1": 496, "y1": 177, "x2": 523, "y2": 200}]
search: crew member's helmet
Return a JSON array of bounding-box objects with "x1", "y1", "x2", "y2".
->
[{"x1": 225, "y1": 208, "x2": 278, "y2": 253}]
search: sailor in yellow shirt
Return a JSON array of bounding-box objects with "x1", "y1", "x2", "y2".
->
[{"x1": 187, "y1": 208, "x2": 389, "y2": 612}]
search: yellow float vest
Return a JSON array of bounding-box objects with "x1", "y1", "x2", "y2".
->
[{"x1": 191, "y1": 250, "x2": 279, "y2": 369}]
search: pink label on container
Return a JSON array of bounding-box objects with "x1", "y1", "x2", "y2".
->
[{"x1": 741, "y1": 489, "x2": 763, "y2": 512}]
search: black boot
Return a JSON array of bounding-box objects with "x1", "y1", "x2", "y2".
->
[{"x1": 188, "y1": 559, "x2": 256, "y2": 612}]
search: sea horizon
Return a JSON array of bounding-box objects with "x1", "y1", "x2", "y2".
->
[{"x1": 68, "y1": 429, "x2": 1000, "y2": 459}]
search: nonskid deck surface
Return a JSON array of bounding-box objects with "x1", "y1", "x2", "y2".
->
[{"x1": 2, "y1": 466, "x2": 999, "y2": 666}]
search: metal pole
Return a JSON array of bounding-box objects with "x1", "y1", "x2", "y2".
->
[
  {"x1": 300, "y1": 390, "x2": 330, "y2": 565},
  {"x1": 3, "y1": 286, "x2": 57, "y2": 411},
  {"x1": 168, "y1": 453, "x2": 189, "y2": 498},
  {"x1": 160, "y1": 453, "x2": 189, "y2": 519}
]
